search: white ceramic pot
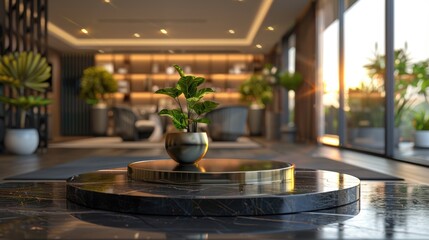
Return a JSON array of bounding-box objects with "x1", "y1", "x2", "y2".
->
[
  {"x1": 414, "y1": 130, "x2": 429, "y2": 148},
  {"x1": 4, "y1": 128, "x2": 39, "y2": 155}
]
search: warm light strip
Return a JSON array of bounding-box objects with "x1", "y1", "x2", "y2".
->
[
  {"x1": 207, "y1": 92, "x2": 241, "y2": 98},
  {"x1": 98, "y1": 53, "x2": 256, "y2": 62},
  {"x1": 47, "y1": 0, "x2": 272, "y2": 47},
  {"x1": 246, "y1": 0, "x2": 272, "y2": 43},
  {"x1": 130, "y1": 74, "x2": 148, "y2": 80},
  {"x1": 319, "y1": 135, "x2": 340, "y2": 146}
]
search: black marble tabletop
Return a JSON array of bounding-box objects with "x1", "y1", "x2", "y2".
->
[
  {"x1": 66, "y1": 169, "x2": 359, "y2": 216},
  {"x1": 0, "y1": 180, "x2": 428, "y2": 239}
]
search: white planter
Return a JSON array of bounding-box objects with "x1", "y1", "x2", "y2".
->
[
  {"x1": 414, "y1": 130, "x2": 429, "y2": 148},
  {"x1": 4, "y1": 128, "x2": 39, "y2": 155}
]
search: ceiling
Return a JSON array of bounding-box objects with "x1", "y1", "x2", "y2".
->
[{"x1": 48, "y1": 0, "x2": 310, "y2": 54}]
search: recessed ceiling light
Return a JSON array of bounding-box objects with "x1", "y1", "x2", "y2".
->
[
  {"x1": 133, "y1": 33, "x2": 140, "y2": 38},
  {"x1": 256, "y1": 44, "x2": 262, "y2": 49},
  {"x1": 160, "y1": 29, "x2": 168, "y2": 34},
  {"x1": 267, "y1": 26, "x2": 274, "y2": 31},
  {"x1": 81, "y1": 28, "x2": 89, "y2": 34},
  {"x1": 104, "y1": 0, "x2": 111, "y2": 3},
  {"x1": 228, "y1": 29, "x2": 235, "y2": 34}
]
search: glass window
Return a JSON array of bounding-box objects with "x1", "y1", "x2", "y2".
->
[
  {"x1": 394, "y1": 0, "x2": 429, "y2": 165},
  {"x1": 344, "y1": 0, "x2": 385, "y2": 153},
  {"x1": 317, "y1": 0, "x2": 340, "y2": 145}
]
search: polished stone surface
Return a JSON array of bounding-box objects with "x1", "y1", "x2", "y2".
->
[
  {"x1": 127, "y1": 159, "x2": 295, "y2": 184},
  {"x1": 67, "y1": 169, "x2": 359, "y2": 216},
  {"x1": 0, "y1": 181, "x2": 428, "y2": 239}
]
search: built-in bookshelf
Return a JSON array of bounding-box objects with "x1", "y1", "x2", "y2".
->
[{"x1": 95, "y1": 53, "x2": 263, "y2": 106}]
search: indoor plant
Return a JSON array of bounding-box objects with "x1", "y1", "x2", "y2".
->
[
  {"x1": 360, "y1": 46, "x2": 429, "y2": 147},
  {"x1": 80, "y1": 66, "x2": 118, "y2": 135},
  {"x1": 413, "y1": 110, "x2": 429, "y2": 147},
  {"x1": 347, "y1": 46, "x2": 418, "y2": 148},
  {"x1": 279, "y1": 70, "x2": 303, "y2": 92},
  {"x1": 0, "y1": 51, "x2": 51, "y2": 154},
  {"x1": 239, "y1": 73, "x2": 272, "y2": 136},
  {"x1": 155, "y1": 64, "x2": 218, "y2": 164},
  {"x1": 411, "y1": 59, "x2": 429, "y2": 147}
]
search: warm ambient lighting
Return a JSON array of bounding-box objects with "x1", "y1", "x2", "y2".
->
[
  {"x1": 160, "y1": 29, "x2": 168, "y2": 34},
  {"x1": 256, "y1": 44, "x2": 262, "y2": 49},
  {"x1": 319, "y1": 135, "x2": 340, "y2": 146},
  {"x1": 229, "y1": 29, "x2": 235, "y2": 34},
  {"x1": 47, "y1": 0, "x2": 273, "y2": 47},
  {"x1": 80, "y1": 28, "x2": 89, "y2": 34},
  {"x1": 133, "y1": 33, "x2": 140, "y2": 38},
  {"x1": 104, "y1": 0, "x2": 110, "y2": 3},
  {"x1": 266, "y1": 26, "x2": 274, "y2": 31}
]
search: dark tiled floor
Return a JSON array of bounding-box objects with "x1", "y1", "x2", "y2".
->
[
  {"x1": 0, "y1": 138, "x2": 428, "y2": 184},
  {"x1": 0, "y1": 138, "x2": 428, "y2": 239}
]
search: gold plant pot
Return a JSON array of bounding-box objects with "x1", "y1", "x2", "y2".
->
[{"x1": 165, "y1": 132, "x2": 209, "y2": 165}]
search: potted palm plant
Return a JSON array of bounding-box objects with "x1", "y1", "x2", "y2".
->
[
  {"x1": 155, "y1": 65, "x2": 218, "y2": 164},
  {"x1": 80, "y1": 66, "x2": 118, "y2": 136},
  {"x1": 0, "y1": 51, "x2": 51, "y2": 155}
]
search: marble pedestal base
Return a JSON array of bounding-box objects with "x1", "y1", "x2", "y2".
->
[{"x1": 67, "y1": 163, "x2": 360, "y2": 216}]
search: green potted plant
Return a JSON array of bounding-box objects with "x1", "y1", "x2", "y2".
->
[
  {"x1": 348, "y1": 46, "x2": 417, "y2": 148},
  {"x1": 279, "y1": 71, "x2": 303, "y2": 92},
  {"x1": 155, "y1": 64, "x2": 218, "y2": 164},
  {"x1": 413, "y1": 110, "x2": 429, "y2": 147},
  {"x1": 410, "y1": 59, "x2": 429, "y2": 147},
  {"x1": 239, "y1": 74, "x2": 272, "y2": 136},
  {"x1": 0, "y1": 51, "x2": 51, "y2": 155},
  {"x1": 80, "y1": 66, "x2": 118, "y2": 136}
]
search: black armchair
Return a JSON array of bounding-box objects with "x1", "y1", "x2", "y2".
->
[
  {"x1": 204, "y1": 105, "x2": 248, "y2": 141},
  {"x1": 113, "y1": 106, "x2": 163, "y2": 141}
]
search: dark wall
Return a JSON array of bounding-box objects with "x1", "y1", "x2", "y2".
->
[
  {"x1": 60, "y1": 54, "x2": 94, "y2": 136},
  {"x1": 295, "y1": 2, "x2": 317, "y2": 143}
]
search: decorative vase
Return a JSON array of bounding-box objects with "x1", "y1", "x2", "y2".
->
[
  {"x1": 248, "y1": 107, "x2": 265, "y2": 136},
  {"x1": 5, "y1": 128, "x2": 39, "y2": 155},
  {"x1": 165, "y1": 132, "x2": 208, "y2": 165},
  {"x1": 91, "y1": 102, "x2": 108, "y2": 136}
]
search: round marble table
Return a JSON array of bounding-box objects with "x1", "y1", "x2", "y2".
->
[
  {"x1": 127, "y1": 158, "x2": 295, "y2": 184},
  {"x1": 66, "y1": 158, "x2": 360, "y2": 216}
]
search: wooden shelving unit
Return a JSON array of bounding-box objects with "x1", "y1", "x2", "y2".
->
[{"x1": 95, "y1": 53, "x2": 263, "y2": 106}]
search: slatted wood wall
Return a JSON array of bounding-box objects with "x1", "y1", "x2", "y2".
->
[{"x1": 60, "y1": 54, "x2": 94, "y2": 136}]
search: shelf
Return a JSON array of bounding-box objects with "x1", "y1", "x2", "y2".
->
[
  {"x1": 113, "y1": 73, "x2": 251, "y2": 81},
  {"x1": 97, "y1": 53, "x2": 261, "y2": 106}
]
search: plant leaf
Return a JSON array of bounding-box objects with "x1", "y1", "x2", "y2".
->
[
  {"x1": 195, "y1": 117, "x2": 210, "y2": 124},
  {"x1": 159, "y1": 108, "x2": 188, "y2": 130},
  {"x1": 193, "y1": 77, "x2": 205, "y2": 87},
  {"x1": 177, "y1": 76, "x2": 199, "y2": 99},
  {"x1": 0, "y1": 95, "x2": 51, "y2": 110},
  {"x1": 191, "y1": 100, "x2": 219, "y2": 115},
  {"x1": 194, "y1": 87, "x2": 214, "y2": 100},
  {"x1": 173, "y1": 64, "x2": 185, "y2": 78},
  {"x1": 155, "y1": 87, "x2": 181, "y2": 98}
]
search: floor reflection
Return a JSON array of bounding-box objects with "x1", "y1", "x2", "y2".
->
[{"x1": 67, "y1": 200, "x2": 360, "y2": 235}]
